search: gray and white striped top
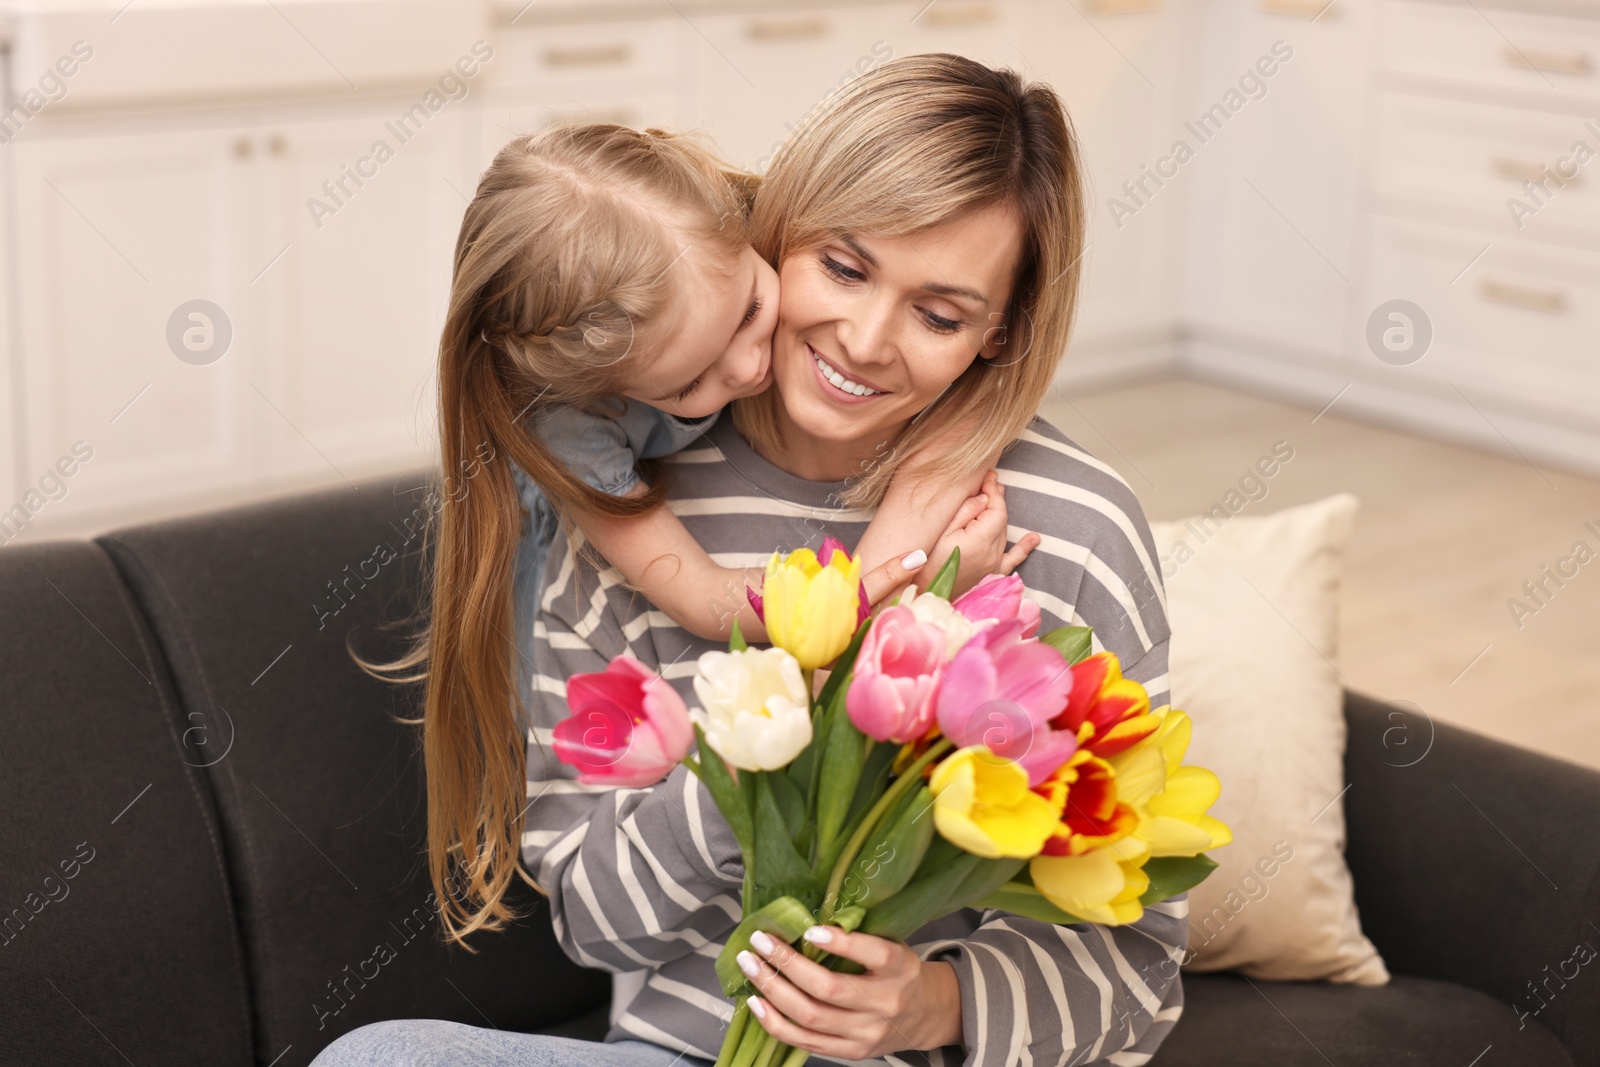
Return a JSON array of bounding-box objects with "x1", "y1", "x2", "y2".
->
[{"x1": 521, "y1": 412, "x2": 1188, "y2": 1067}]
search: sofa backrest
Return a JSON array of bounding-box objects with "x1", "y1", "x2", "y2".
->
[{"x1": 1, "y1": 472, "x2": 607, "y2": 1067}]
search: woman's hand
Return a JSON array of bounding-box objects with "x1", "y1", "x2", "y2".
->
[
  {"x1": 737, "y1": 925, "x2": 964, "y2": 1059},
  {"x1": 912, "y1": 469, "x2": 1040, "y2": 598}
]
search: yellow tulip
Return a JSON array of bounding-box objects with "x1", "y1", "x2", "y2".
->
[
  {"x1": 1031, "y1": 848, "x2": 1151, "y2": 925},
  {"x1": 928, "y1": 746, "x2": 1060, "y2": 859},
  {"x1": 1108, "y1": 707, "x2": 1233, "y2": 858},
  {"x1": 762, "y1": 546, "x2": 862, "y2": 670}
]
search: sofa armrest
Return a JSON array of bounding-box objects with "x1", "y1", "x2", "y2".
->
[{"x1": 1342, "y1": 690, "x2": 1600, "y2": 1060}]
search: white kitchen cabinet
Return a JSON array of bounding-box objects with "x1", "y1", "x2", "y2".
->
[
  {"x1": 1181, "y1": 0, "x2": 1374, "y2": 363},
  {"x1": 250, "y1": 110, "x2": 461, "y2": 486},
  {"x1": 1357, "y1": 215, "x2": 1600, "y2": 421},
  {"x1": 690, "y1": 6, "x2": 885, "y2": 173},
  {"x1": 1018, "y1": 0, "x2": 1186, "y2": 363},
  {"x1": 9, "y1": 121, "x2": 268, "y2": 536},
  {"x1": 6, "y1": 100, "x2": 456, "y2": 538},
  {"x1": 474, "y1": 16, "x2": 693, "y2": 171}
]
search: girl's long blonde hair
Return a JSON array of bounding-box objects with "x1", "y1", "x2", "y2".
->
[
  {"x1": 362, "y1": 123, "x2": 754, "y2": 947},
  {"x1": 736, "y1": 53, "x2": 1086, "y2": 508}
]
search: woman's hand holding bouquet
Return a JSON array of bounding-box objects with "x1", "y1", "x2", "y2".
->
[{"x1": 553, "y1": 539, "x2": 1232, "y2": 1067}]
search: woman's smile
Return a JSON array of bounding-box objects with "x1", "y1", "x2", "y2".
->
[{"x1": 808, "y1": 344, "x2": 889, "y2": 403}]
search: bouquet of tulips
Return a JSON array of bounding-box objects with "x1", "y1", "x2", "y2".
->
[{"x1": 553, "y1": 540, "x2": 1231, "y2": 1067}]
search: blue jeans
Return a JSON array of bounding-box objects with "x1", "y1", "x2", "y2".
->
[{"x1": 311, "y1": 1021, "x2": 720, "y2": 1067}]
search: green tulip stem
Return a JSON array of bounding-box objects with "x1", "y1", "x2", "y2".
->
[
  {"x1": 752, "y1": 1032, "x2": 786, "y2": 1067},
  {"x1": 729, "y1": 1017, "x2": 768, "y2": 1067},
  {"x1": 715, "y1": 1001, "x2": 752, "y2": 1067},
  {"x1": 778, "y1": 1045, "x2": 811, "y2": 1067},
  {"x1": 818, "y1": 737, "x2": 953, "y2": 925}
]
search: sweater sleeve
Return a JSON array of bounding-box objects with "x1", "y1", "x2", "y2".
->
[
  {"x1": 914, "y1": 896, "x2": 1190, "y2": 1067},
  {"x1": 522, "y1": 537, "x2": 746, "y2": 973}
]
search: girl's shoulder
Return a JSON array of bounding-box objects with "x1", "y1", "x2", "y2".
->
[{"x1": 528, "y1": 400, "x2": 720, "y2": 463}]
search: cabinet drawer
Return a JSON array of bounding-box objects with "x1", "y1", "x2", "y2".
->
[
  {"x1": 1379, "y1": 1, "x2": 1600, "y2": 102},
  {"x1": 487, "y1": 19, "x2": 685, "y2": 89},
  {"x1": 1359, "y1": 215, "x2": 1600, "y2": 416},
  {"x1": 1372, "y1": 90, "x2": 1600, "y2": 238}
]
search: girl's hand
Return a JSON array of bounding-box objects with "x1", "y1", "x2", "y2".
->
[
  {"x1": 912, "y1": 469, "x2": 1040, "y2": 599},
  {"x1": 737, "y1": 925, "x2": 964, "y2": 1059}
]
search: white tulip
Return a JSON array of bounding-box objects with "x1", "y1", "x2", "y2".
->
[
  {"x1": 894, "y1": 585, "x2": 997, "y2": 661},
  {"x1": 690, "y1": 646, "x2": 813, "y2": 771}
]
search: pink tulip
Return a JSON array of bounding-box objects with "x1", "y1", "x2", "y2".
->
[
  {"x1": 553, "y1": 656, "x2": 693, "y2": 787},
  {"x1": 952, "y1": 573, "x2": 1041, "y2": 638},
  {"x1": 935, "y1": 618, "x2": 1078, "y2": 786},
  {"x1": 846, "y1": 605, "x2": 948, "y2": 743}
]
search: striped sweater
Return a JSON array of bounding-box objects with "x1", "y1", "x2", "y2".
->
[{"x1": 521, "y1": 412, "x2": 1188, "y2": 1067}]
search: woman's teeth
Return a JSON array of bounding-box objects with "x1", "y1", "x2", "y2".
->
[{"x1": 812, "y1": 351, "x2": 882, "y2": 396}]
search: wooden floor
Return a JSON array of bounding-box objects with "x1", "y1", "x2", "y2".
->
[{"x1": 1038, "y1": 378, "x2": 1600, "y2": 771}]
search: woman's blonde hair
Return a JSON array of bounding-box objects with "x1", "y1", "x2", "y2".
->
[
  {"x1": 736, "y1": 53, "x2": 1086, "y2": 508},
  {"x1": 361, "y1": 123, "x2": 755, "y2": 948}
]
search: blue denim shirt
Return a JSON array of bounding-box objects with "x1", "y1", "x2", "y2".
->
[{"x1": 510, "y1": 401, "x2": 720, "y2": 711}]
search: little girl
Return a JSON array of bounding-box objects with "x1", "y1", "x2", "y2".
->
[{"x1": 402, "y1": 123, "x2": 1037, "y2": 943}]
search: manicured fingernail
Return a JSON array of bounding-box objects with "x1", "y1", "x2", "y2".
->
[
  {"x1": 802, "y1": 926, "x2": 833, "y2": 945},
  {"x1": 750, "y1": 930, "x2": 776, "y2": 955},
  {"x1": 977, "y1": 493, "x2": 987, "y2": 503},
  {"x1": 901, "y1": 549, "x2": 927, "y2": 570},
  {"x1": 737, "y1": 950, "x2": 760, "y2": 977},
  {"x1": 748, "y1": 996, "x2": 767, "y2": 1020}
]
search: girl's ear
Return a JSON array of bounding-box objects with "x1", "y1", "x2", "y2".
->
[{"x1": 978, "y1": 310, "x2": 1008, "y2": 361}]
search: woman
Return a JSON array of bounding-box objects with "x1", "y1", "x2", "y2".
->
[{"x1": 319, "y1": 54, "x2": 1183, "y2": 1067}]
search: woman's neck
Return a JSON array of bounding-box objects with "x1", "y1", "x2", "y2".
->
[{"x1": 743, "y1": 386, "x2": 904, "y2": 483}]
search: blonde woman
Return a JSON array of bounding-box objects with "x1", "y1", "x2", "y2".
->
[{"x1": 318, "y1": 54, "x2": 1184, "y2": 1067}]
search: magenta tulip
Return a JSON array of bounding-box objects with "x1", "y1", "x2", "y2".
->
[
  {"x1": 952, "y1": 573, "x2": 1041, "y2": 638},
  {"x1": 553, "y1": 656, "x2": 693, "y2": 787},
  {"x1": 846, "y1": 605, "x2": 948, "y2": 743},
  {"x1": 935, "y1": 618, "x2": 1078, "y2": 786}
]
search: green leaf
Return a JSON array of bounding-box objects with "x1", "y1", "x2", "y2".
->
[
  {"x1": 752, "y1": 774, "x2": 814, "y2": 892},
  {"x1": 924, "y1": 546, "x2": 961, "y2": 601},
  {"x1": 767, "y1": 769, "x2": 805, "y2": 840},
  {"x1": 714, "y1": 896, "x2": 818, "y2": 996},
  {"x1": 841, "y1": 740, "x2": 899, "y2": 831},
  {"x1": 974, "y1": 880, "x2": 1091, "y2": 925},
  {"x1": 815, "y1": 615, "x2": 872, "y2": 710},
  {"x1": 814, "y1": 688, "x2": 872, "y2": 859},
  {"x1": 858, "y1": 852, "x2": 981, "y2": 942},
  {"x1": 694, "y1": 723, "x2": 752, "y2": 856},
  {"x1": 837, "y1": 786, "x2": 936, "y2": 910},
  {"x1": 1139, "y1": 854, "x2": 1219, "y2": 904},
  {"x1": 831, "y1": 904, "x2": 867, "y2": 933},
  {"x1": 1041, "y1": 625, "x2": 1094, "y2": 666},
  {"x1": 930, "y1": 856, "x2": 1028, "y2": 922},
  {"x1": 729, "y1": 618, "x2": 747, "y2": 652}
]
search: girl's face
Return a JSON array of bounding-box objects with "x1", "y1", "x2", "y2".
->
[
  {"x1": 767, "y1": 202, "x2": 1024, "y2": 467},
  {"x1": 619, "y1": 245, "x2": 780, "y2": 421}
]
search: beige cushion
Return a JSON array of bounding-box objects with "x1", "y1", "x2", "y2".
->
[{"x1": 1150, "y1": 493, "x2": 1389, "y2": 985}]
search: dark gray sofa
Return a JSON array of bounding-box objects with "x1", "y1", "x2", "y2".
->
[{"x1": 1, "y1": 472, "x2": 1595, "y2": 1066}]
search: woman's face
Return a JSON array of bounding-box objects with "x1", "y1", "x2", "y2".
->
[{"x1": 768, "y1": 203, "x2": 1024, "y2": 472}]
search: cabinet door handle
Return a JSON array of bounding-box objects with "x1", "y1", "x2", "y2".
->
[
  {"x1": 1492, "y1": 154, "x2": 1580, "y2": 187},
  {"x1": 542, "y1": 43, "x2": 630, "y2": 68},
  {"x1": 1479, "y1": 278, "x2": 1567, "y2": 314},
  {"x1": 745, "y1": 17, "x2": 829, "y2": 41},
  {"x1": 1258, "y1": 0, "x2": 1332, "y2": 15},
  {"x1": 924, "y1": 3, "x2": 1000, "y2": 27},
  {"x1": 1503, "y1": 46, "x2": 1592, "y2": 76}
]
